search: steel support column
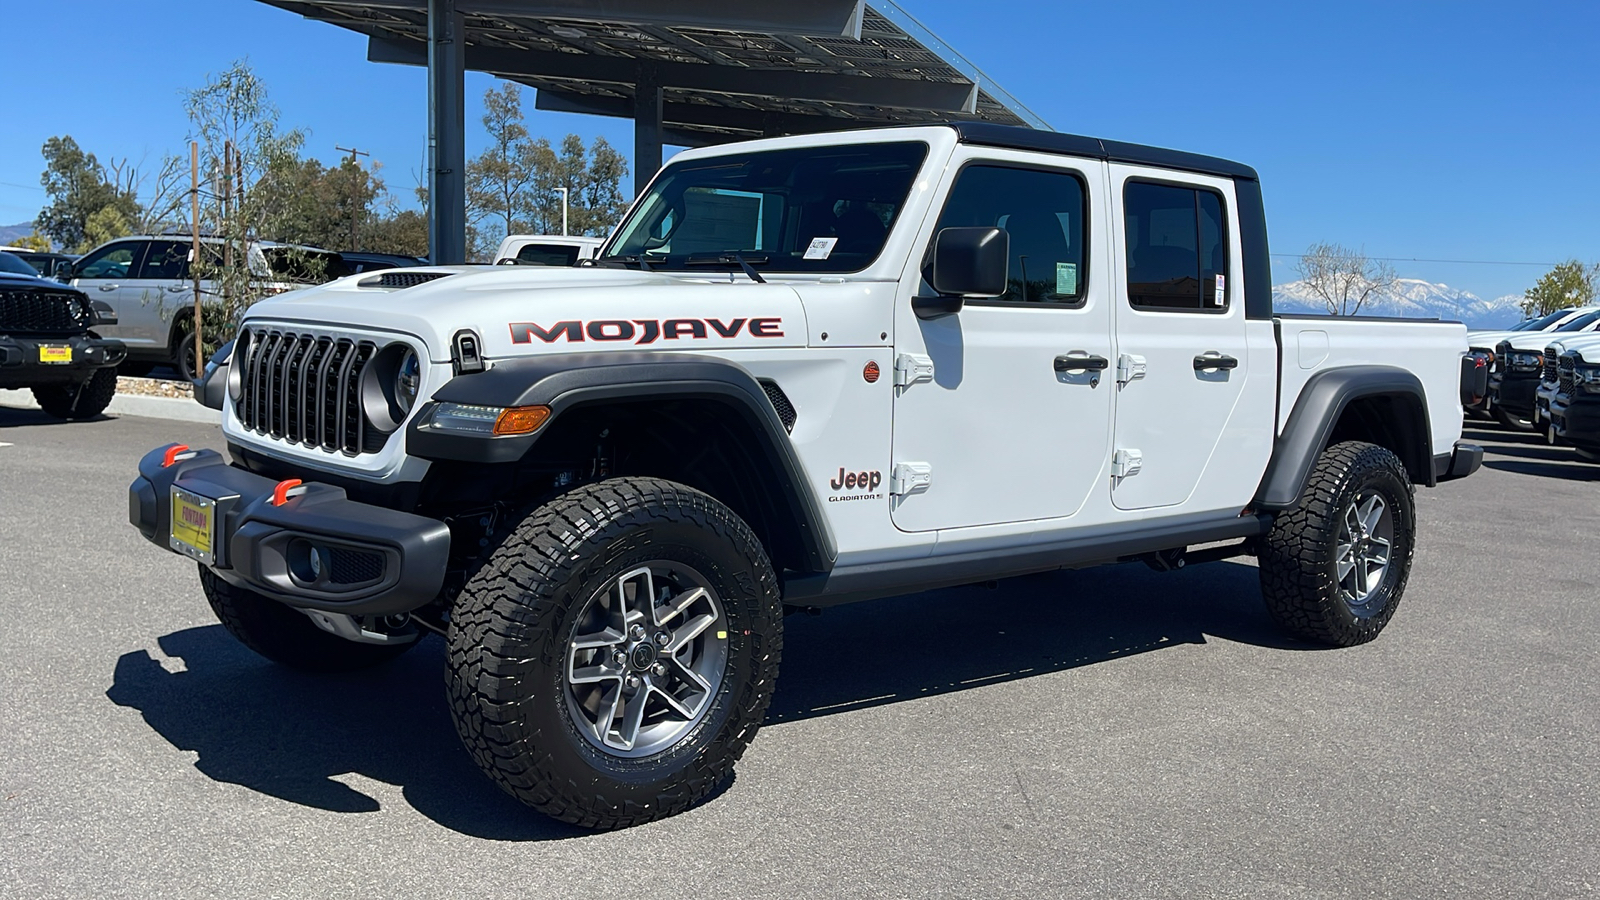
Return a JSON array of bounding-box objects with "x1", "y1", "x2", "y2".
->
[
  {"x1": 633, "y1": 65, "x2": 663, "y2": 198},
  {"x1": 427, "y1": 0, "x2": 466, "y2": 264}
]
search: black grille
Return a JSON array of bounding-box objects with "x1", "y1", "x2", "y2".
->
[
  {"x1": 359, "y1": 270, "x2": 451, "y2": 289},
  {"x1": 759, "y1": 379, "x2": 797, "y2": 433},
  {"x1": 0, "y1": 289, "x2": 90, "y2": 334},
  {"x1": 328, "y1": 546, "x2": 384, "y2": 585},
  {"x1": 235, "y1": 329, "x2": 382, "y2": 455},
  {"x1": 1543, "y1": 349, "x2": 1560, "y2": 384},
  {"x1": 1559, "y1": 356, "x2": 1576, "y2": 396}
]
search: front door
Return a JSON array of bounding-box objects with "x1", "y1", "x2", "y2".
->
[
  {"x1": 70, "y1": 240, "x2": 147, "y2": 349},
  {"x1": 1108, "y1": 170, "x2": 1250, "y2": 511},
  {"x1": 891, "y1": 152, "x2": 1114, "y2": 532}
]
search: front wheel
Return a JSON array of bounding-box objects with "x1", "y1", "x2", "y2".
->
[
  {"x1": 446, "y1": 477, "x2": 782, "y2": 829},
  {"x1": 1257, "y1": 441, "x2": 1416, "y2": 647},
  {"x1": 32, "y1": 367, "x2": 117, "y2": 419}
]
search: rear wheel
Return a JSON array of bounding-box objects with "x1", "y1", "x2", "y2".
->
[
  {"x1": 171, "y1": 319, "x2": 201, "y2": 384},
  {"x1": 446, "y1": 477, "x2": 782, "y2": 829},
  {"x1": 1257, "y1": 441, "x2": 1416, "y2": 647},
  {"x1": 32, "y1": 367, "x2": 117, "y2": 419},
  {"x1": 200, "y1": 566, "x2": 417, "y2": 671}
]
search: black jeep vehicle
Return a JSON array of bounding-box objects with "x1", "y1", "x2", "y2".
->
[{"x1": 0, "y1": 257, "x2": 126, "y2": 419}]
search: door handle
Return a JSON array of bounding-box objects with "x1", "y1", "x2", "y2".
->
[
  {"x1": 1055, "y1": 353, "x2": 1109, "y2": 372},
  {"x1": 165, "y1": 285, "x2": 188, "y2": 292},
  {"x1": 98, "y1": 284, "x2": 118, "y2": 292},
  {"x1": 1193, "y1": 352, "x2": 1239, "y2": 371}
]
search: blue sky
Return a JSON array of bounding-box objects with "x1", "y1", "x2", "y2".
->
[{"x1": 2, "y1": 0, "x2": 1596, "y2": 301}]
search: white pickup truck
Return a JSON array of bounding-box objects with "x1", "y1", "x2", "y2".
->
[{"x1": 131, "y1": 123, "x2": 1480, "y2": 829}]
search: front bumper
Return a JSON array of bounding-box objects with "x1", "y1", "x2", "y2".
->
[
  {"x1": 0, "y1": 333, "x2": 125, "y2": 388},
  {"x1": 1489, "y1": 369, "x2": 1540, "y2": 416},
  {"x1": 128, "y1": 445, "x2": 451, "y2": 615},
  {"x1": 1550, "y1": 392, "x2": 1600, "y2": 450}
]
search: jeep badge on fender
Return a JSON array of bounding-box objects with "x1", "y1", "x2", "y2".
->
[{"x1": 132, "y1": 121, "x2": 1481, "y2": 832}]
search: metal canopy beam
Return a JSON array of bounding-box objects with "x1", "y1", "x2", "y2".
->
[
  {"x1": 534, "y1": 89, "x2": 859, "y2": 138},
  {"x1": 427, "y1": 0, "x2": 467, "y2": 264},
  {"x1": 368, "y1": 36, "x2": 979, "y2": 113},
  {"x1": 282, "y1": 0, "x2": 866, "y2": 38}
]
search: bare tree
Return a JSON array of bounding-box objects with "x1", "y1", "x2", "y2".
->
[{"x1": 1296, "y1": 242, "x2": 1397, "y2": 316}]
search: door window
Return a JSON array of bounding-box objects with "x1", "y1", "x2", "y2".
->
[
  {"x1": 76, "y1": 242, "x2": 141, "y2": 279},
  {"x1": 137, "y1": 241, "x2": 189, "y2": 280},
  {"x1": 1123, "y1": 182, "x2": 1229, "y2": 311},
  {"x1": 930, "y1": 164, "x2": 1088, "y2": 305}
]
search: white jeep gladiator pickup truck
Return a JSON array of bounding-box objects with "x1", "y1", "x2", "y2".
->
[{"x1": 131, "y1": 123, "x2": 1481, "y2": 829}]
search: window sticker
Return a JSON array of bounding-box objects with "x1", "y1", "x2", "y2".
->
[
  {"x1": 1056, "y1": 262, "x2": 1078, "y2": 296},
  {"x1": 803, "y1": 236, "x2": 838, "y2": 260},
  {"x1": 1213, "y1": 274, "x2": 1227, "y2": 306}
]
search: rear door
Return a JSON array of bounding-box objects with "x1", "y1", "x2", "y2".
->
[
  {"x1": 129, "y1": 240, "x2": 193, "y2": 351},
  {"x1": 1108, "y1": 170, "x2": 1254, "y2": 511}
]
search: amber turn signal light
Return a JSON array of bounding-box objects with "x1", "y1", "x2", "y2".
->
[{"x1": 492, "y1": 405, "x2": 552, "y2": 435}]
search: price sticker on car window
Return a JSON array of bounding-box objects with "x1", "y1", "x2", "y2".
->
[{"x1": 803, "y1": 237, "x2": 838, "y2": 260}]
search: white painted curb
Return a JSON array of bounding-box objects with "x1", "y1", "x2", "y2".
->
[{"x1": 0, "y1": 389, "x2": 222, "y2": 425}]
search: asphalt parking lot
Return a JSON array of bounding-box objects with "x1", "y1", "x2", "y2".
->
[{"x1": 1, "y1": 410, "x2": 1596, "y2": 899}]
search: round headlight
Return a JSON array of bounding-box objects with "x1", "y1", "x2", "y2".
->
[{"x1": 396, "y1": 348, "x2": 421, "y2": 414}]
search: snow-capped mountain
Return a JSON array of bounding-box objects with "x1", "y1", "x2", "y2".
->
[{"x1": 1272, "y1": 278, "x2": 1525, "y2": 329}]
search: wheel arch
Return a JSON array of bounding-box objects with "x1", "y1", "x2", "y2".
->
[
  {"x1": 1254, "y1": 365, "x2": 1434, "y2": 511},
  {"x1": 407, "y1": 352, "x2": 837, "y2": 577}
]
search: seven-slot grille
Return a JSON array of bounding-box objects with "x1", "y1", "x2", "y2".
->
[
  {"x1": 235, "y1": 329, "x2": 383, "y2": 455},
  {"x1": 1542, "y1": 348, "x2": 1560, "y2": 384},
  {"x1": 0, "y1": 289, "x2": 90, "y2": 334},
  {"x1": 1558, "y1": 355, "x2": 1577, "y2": 396}
]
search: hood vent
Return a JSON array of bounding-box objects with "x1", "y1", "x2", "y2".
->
[{"x1": 358, "y1": 270, "x2": 453, "y2": 290}]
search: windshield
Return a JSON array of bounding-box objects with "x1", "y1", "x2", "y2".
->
[
  {"x1": 0, "y1": 251, "x2": 38, "y2": 276},
  {"x1": 1555, "y1": 310, "x2": 1600, "y2": 332},
  {"x1": 603, "y1": 141, "x2": 928, "y2": 273},
  {"x1": 1525, "y1": 309, "x2": 1576, "y2": 330}
]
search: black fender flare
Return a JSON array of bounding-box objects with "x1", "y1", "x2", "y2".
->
[
  {"x1": 406, "y1": 352, "x2": 836, "y2": 573},
  {"x1": 1253, "y1": 365, "x2": 1434, "y2": 511}
]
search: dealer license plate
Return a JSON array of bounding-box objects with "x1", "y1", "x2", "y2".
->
[
  {"x1": 38, "y1": 346, "x2": 71, "y2": 364},
  {"x1": 169, "y1": 487, "x2": 216, "y2": 565}
]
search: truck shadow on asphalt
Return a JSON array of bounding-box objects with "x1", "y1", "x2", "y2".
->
[
  {"x1": 105, "y1": 559, "x2": 1304, "y2": 841},
  {"x1": 1462, "y1": 424, "x2": 1600, "y2": 481}
]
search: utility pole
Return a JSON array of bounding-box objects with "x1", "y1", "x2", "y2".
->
[
  {"x1": 554, "y1": 187, "x2": 569, "y2": 236},
  {"x1": 336, "y1": 145, "x2": 370, "y2": 252},
  {"x1": 190, "y1": 142, "x2": 201, "y2": 383}
]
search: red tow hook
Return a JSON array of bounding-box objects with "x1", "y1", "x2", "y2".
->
[
  {"x1": 161, "y1": 444, "x2": 194, "y2": 468},
  {"x1": 270, "y1": 479, "x2": 305, "y2": 507}
]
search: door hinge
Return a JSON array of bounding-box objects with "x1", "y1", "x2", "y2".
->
[
  {"x1": 1111, "y1": 448, "x2": 1143, "y2": 479},
  {"x1": 890, "y1": 462, "x2": 933, "y2": 496},
  {"x1": 894, "y1": 353, "x2": 935, "y2": 388},
  {"x1": 1117, "y1": 353, "x2": 1147, "y2": 385}
]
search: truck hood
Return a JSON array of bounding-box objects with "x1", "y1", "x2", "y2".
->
[
  {"x1": 241, "y1": 265, "x2": 809, "y2": 360},
  {"x1": 1500, "y1": 328, "x2": 1600, "y2": 351}
]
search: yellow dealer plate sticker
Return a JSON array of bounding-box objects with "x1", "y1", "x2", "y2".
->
[
  {"x1": 38, "y1": 345, "x2": 72, "y2": 364},
  {"x1": 169, "y1": 487, "x2": 216, "y2": 565}
]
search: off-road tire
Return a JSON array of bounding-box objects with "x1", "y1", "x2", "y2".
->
[
  {"x1": 199, "y1": 565, "x2": 417, "y2": 671},
  {"x1": 446, "y1": 477, "x2": 783, "y2": 829},
  {"x1": 32, "y1": 367, "x2": 117, "y2": 419},
  {"x1": 1257, "y1": 441, "x2": 1416, "y2": 647}
]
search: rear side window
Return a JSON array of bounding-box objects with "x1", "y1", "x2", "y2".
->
[
  {"x1": 138, "y1": 241, "x2": 189, "y2": 280},
  {"x1": 931, "y1": 164, "x2": 1088, "y2": 305},
  {"x1": 1124, "y1": 182, "x2": 1229, "y2": 312},
  {"x1": 514, "y1": 244, "x2": 582, "y2": 266}
]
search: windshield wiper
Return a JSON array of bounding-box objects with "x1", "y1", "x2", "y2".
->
[
  {"x1": 589, "y1": 254, "x2": 655, "y2": 272},
  {"x1": 684, "y1": 251, "x2": 767, "y2": 284}
]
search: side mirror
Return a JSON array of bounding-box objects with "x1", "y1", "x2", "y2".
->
[{"x1": 914, "y1": 226, "x2": 1008, "y2": 320}]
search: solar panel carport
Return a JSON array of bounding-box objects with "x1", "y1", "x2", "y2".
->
[{"x1": 255, "y1": 0, "x2": 1048, "y2": 263}]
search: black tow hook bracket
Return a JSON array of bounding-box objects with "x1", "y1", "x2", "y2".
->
[
  {"x1": 451, "y1": 328, "x2": 486, "y2": 375},
  {"x1": 1142, "y1": 548, "x2": 1187, "y2": 572}
]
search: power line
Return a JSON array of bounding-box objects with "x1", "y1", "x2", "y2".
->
[
  {"x1": 0, "y1": 180, "x2": 44, "y2": 192},
  {"x1": 1271, "y1": 253, "x2": 1558, "y2": 267}
]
